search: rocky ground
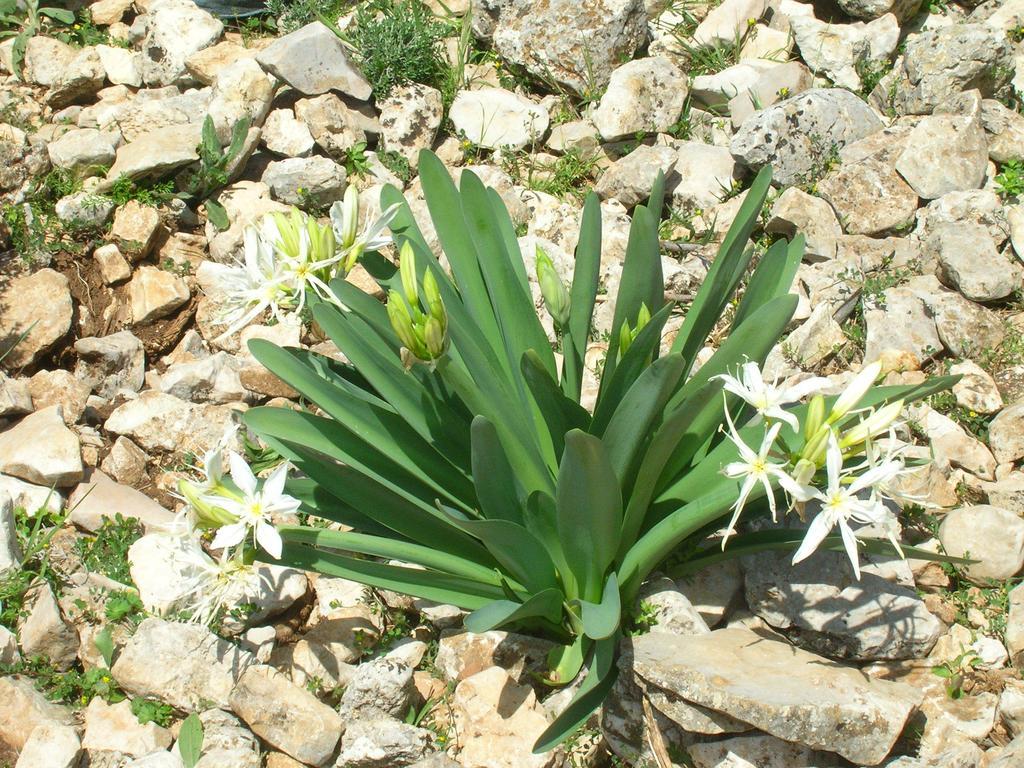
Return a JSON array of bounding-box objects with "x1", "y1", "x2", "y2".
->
[{"x1": 1, "y1": 0, "x2": 1024, "y2": 766}]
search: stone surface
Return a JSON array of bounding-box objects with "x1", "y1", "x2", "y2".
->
[
  {"x1": 46, "y1": 128, "x2": 118, "y2": 172},
  {"x1": 18, "y1": 581, "x2": 78, "y2": 669},
  {"x1": 766, "y1": 187, "x2": 842, "y2": 260},
  {"x1": 112, "y1": 618, "x2": 254, "y2": 710},
  {"x1": 817, "y1": 154, "x2": 919, "y2": 236},
  {"x1": 0, "y1": 406, "x2": 82, "y2": 488},
  {"x1": 93, "y1": 243, "x2": 133, "y2": 285},
  {"x1": 990, "y1": 403, "x2": 1024, "y2": 465},
  {"x1": 379, "y1": 84, "x2": 443, "y2": 166},
  {"x1": 0, "y1": 269, "x2": 73, "y2": 368},
  {"x1": 790, "y1": 14, "x2": 900, "y2": 91},
  {"x1": 449, "y1": 88, "x2": 549, "y2": 150},
  {"x1": 112, "y1": 200, "x2": 162, "y2": 261},
  {"x1": 207, "y1": 58, "x2": 274, "y2": 141},
  {"x1": 452, "y1": 666, "x2": 558, "y2": 768},
  {"x1": 68, "y1": 469, "x2": 173, "y2": 533},
  {"x1": 0, "y1": 676, "x2": 74, "y2": 752},
  {"x1": 929, "y1": 223, "x2": 1021, "y2": 302},
  {"x1": 951, "y1": 360, "x2": 1004, "y2": 414},
  {"x1": 731, "y1": 88, "x2": 884, "y2": 187},
  {"x1": 939, "y1": 505, "x2": 1024, "y2": 583},
  {"x1": 102, "y1": 124, "x2": 202, "y2": 185},
  {"x1": 629, "y1": 628, "x2": 922, "y2": 765},
  {"x1": 139, "y1": 0, "x2": 224, "y2": 86},
  {"x1": 256, "y1": 21, "x2": 371, "y2": 98},
  {"x1": 173, "y1": 708, "x2": 260, "y2": 768},
  {"x1": 262, "y1": 108, "x2": 316, "y2": 157},
  {"x1": 435, "y1": 630, "x2": 555, "y2": 684},
  {"x1": 74, "y1": 331, "x2": 146, "y2": 398},
  {"x1": 335, "y1": 718, "x2": 433, "y2": 768},
  {"x1": 262, "y1": 156, "x2": 347, "y2": 206},
  {"x1": 895, "y1": 115, "x2": 989, "y2": 200},
  {"x1": 82, "y1": 698, "x2": 173, "y2": 757},
  {"x1": 104, "y1": 391, "x2": 238, "y2": 454},
  {"x1": 592, "y1": 56, "x2": 687, "y2": 141},
  {"x1": 743, "y1": 549, "x2": 942, "y2": 660},
  {"x1": 594, "y1": 144, "x2": 678, "y2": 208},
  {"x1": 863, "y1": 287, "x2": 942, "y2": 369},
  {"x1": 15, "y1": 721, "x2": 81, "y2": 768},
  {"x1": 338, "y1": 655, "x2": 414, "y2": 721},
  {"x1": 130, "y1": 266, "x2": 191, "y2": 325},
  {"x1": 229, "y1": 665, "x2": 344, "y2": 766},
  {"x1": 490, "y1": 0, "x2": 648, "y2": 96}
]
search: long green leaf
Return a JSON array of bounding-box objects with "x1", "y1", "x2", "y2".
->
[
  {"x1": 731, "y1": 234, "x2": 803, "y2": 329},
  {"x1": 521, "y1": 350, "x2": 591, "y2": 459},
  {"x1": 580, "y1": 572, "x2": 621, "y2": 640},
  {"x1": 464, "y1": 589, "x2": 564, "y2": 633},
  {"x1": 557, "y1": 431, "x2": 622, "y2": 601},
  {"x1": 562, "y1": 192, "x2": 602, "y2": 400},
  {"x1": 471, "y1": 416, "x2": 525, "y2": 523},
  {"x1": 178, "y1": 713, "x2": 204, "y2": 768}
]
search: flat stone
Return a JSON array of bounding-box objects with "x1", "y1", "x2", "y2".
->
[
  {"x1": 688, "y1": 732, "x2": 836, "y2": 768},
  {"x1": 94, "y1": 243, "x2": 133, "y2": 285},
  {"x1": 262, "y1": 155, "x2": 347, "y2": 207},
  {"x1": 434, "y1": 630, "x2": 555, "y2": 685},
  {"x1": 939, "y1": 505, "x2": 1024, "y2": 583},
  {"x1": 378, "y1": 83, "x2": 443, "y2": 166},
  {"x1": 989, "y1": 403, "x2": 1024, "y2": 465},
  {"x1": 0, "y1": 676, "x2": 74, "y2": 752},
  {"x1": 74, "y1": 331, "x2": 146, "y2": 398},
  {"x1": 766, "y1": 187, "x2": 842, "y2": 260},
  {"x1": 46, "y1": 47, "x2": 106, "y2": 109},
  {"x1": 185, "y1": 40, "x2": 256, "y2": 85},
  {"x1": 103, "y1": 391, "x2": 239, "y2": 454},
  {"x1": 130, "y1": 266, "x2": 191, "y2": 325},
  {"x1": 817, "y1": 154, "x2": 919, "y2": 236},
  {"x1": 0, "y1": 406, "x2": 82, "y2": 487},
  {"x1": 895, "y1": 115, "x2": 989, "y2": 200},
  {"x1": 335, "y1": 718, "x2": 433, "y2": 768},
  {"x1": 449, "y1": 87, "x2": 549, "y2": 151},
  {"x1": 915, "y1": 281, "x2": 1006, "y2": 358},
  {"x1": 111, "y1": 201, "x2": 162, "y2": 261},
  {"x1": 592, "y1": 56, "x2": 688, "y2": 141},
  {"x1": 82, "y1": 698, "x2": 173, "y2": 757},
  {"x1": 790, "y1": 14, "x2": 900, "y2": 91},
  {"x1": 693, "y1": 0, "x2": 768, "y2": 47},
  {"x1": 629, "y1": 627, "x2": 922, "y2": 765},
  {"x1": 18, "y1": 581, "x2": 78, "y2": 669},
  {"x1": 229, "y1": 665, "x2": 344, "y2": 766},
  {"x1": 112, "y1": 617, "x2": 254, "y2": 710},
  {"x1": 262, "y1": 108, "x2": 315, "y2": 157},
  {"x1": 863, "y1": 286, "x2": 942, "y2": 369},
  {"x1": 670, "y1": 142, "x2": 741, "y2": 212},
  {"x1": 139, "y1": 0, "x2": 224, "y2": 86},
  {"x1": 0, "y1": 268, "x2": 73, "y2": 368},
  {"x1": 68, "y1": 469, "x2": 173, "y2": 533},
  {"x1": 731, "y1": 88, "x2": 883, "y2": 187},
  {"x1": 0, "y1": 474, "x2": 62, "y2": 516},
  {"x1": 101, "y1": 124, "x2": 201, "y2": 187},
  {"x1": 951, "y1": 360, "x2": 1004, "y2": 414},
  {"x1": 908, "y1": 403, "x2": 996, "y2": 480},
  {"x1": 97, "y1": 44, "x2": 142, "y2": 87},
  {"x1": 46, "y1": 127, "x2": 118, "y2": 172},
  {"x1": 256, "y1": 21, "x2": 371, "y2": 99},
  {"x1": 0, "y1": 373, "x2": 32, "y2": 418},
  {"x1": 594, "y1": 144, "x2": 678, "y2": 209},
  {"x1": 15, "y1": 721, "x2": 81, "y2": 768},
  {"x1": 743, "y1": 549, "x2": 942, "y2": 660},
  {"x1": 929, "y1": 223, "x2": 1021, "y2": 302}
]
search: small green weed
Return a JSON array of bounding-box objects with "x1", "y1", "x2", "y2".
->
[
  {"x1": 378, "y1": 149, "x2": 413, "y2": 184},
  {"x1": 345, "y1": 0, "x2": 449, "y2": 100},
  {"x1": 131, "y1": 697, "x2": 175, "y2": 727},
  {"x1": 73, "y1": 514, "x2": 143, "y2": 585},
  {"x1": 1, "y1": 655, "x2": 125, "y2": 707},
  {"x1": 856, "y1": 57, "x2": 890, "y2": 99},
  {"x1": 928, "y1": 390, "x2": 991, "y2": 442},
  {"x1": 265, "y1": 0, "x2": 352, "y2": 34},
  {"x1": 995, "y1": 159, "x2": 1024, "y2": 201},
  {"x1": 502, "y1": 149, "x2": 600, "y2": 201},
  {"x1": 105, "y1": 590, "x2": 145, "y2": 624},
  {"x1": 0, "y1": 506, "x2": 64, "y2": 631},
  {"x1": 625, "y1": 600, "x2": 659, "y2": 636},
  {"x1": 105, "y1": 176, "x2": 176, "y2": 208}
]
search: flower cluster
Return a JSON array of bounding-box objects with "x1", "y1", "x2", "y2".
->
[
  {"x1": 714, "y1": 361, "x2": 908, "y2": 578},
  {"x1": 170, "y1": 426, "x2": 302, "y2": 624},
  {"x1": 386, "y1": 241, "x2": 448, "y2": 367},
  {"x1": 215, "y1": 186, "x2": 399, "y2": 339}
]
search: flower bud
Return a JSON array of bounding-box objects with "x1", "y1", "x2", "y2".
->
[
  {"x1": 804, "y1": 395, "x2": 826, "y2": 442},
  {"x1": 829, "y1": 361, "x2": 882, "y2": 423},
  {"x1": 423, "y1": 315, "x2": 447, "y2": 359},
  {"x1": 839, "y1": 399, "x2": 904, "y2": 450},
  {"x1": 338, "y1": 185, "x2": 359, "y2": 249},
  {"x1": 536, "y1": 246, "x2": 570, "y2": 328},
  {"x1": 387, "y1": 291, "x2": 419, "y2": 353},
  {"x1": 178, "y1": 479, "x2": 238, "y2": 529},
  {"x1": 399, "y1": 241, "x2": 418, "y2": 305},
  {"x1": 423, "y1": 269, "x2": 444, "y2": 323}
]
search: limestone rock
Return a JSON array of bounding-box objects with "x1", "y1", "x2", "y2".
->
[
  {"x1": 981, "y1": 98, "x2": 1024, "y2": 163},
  {"x1": 262, "y1": 156, "x2": 347, "y2": 206},
  {"x1": 74, "y1": 331, "x2": 146, "y2": 398},
  {"x1": 101, "y1": 124, "x2": 202, "y2": 186},
  {"x1": 908, "y1": 404, "x2": 996, "y2": 480},
  {"x1": 743, "y1": 549, "x2": 942, "y2": 660},
  {"x1": 256, "y1": 21, "x2": 371, "y2": 99},
  {"x1": 939, "y1": 505, "x2": 1024, "y2": 583},
  {"x1": 104, "y1": 391, "x2": 239, "y2": 454},
  {"x1": 435, "y1": 630, "x2": 556, "y2": 685},
  {"x1": 951, "y1": 360, "x2": 1004, "y2": 414},
  {"x1": 629, "y1": 628, "x2": 922, "y2": 765},
  {"x1": 693, "y1": 0, "x2": 767, "y2": 47},
  {"x1": 0, "y1": 406, "x2": 82, "y2": 487},
  {"x1": 452, "y1": 666, "x2": 559, "y2": 768},
  {"x1": 18, "y1": 581, "x2": 78, "y2": 669},
  {"x1": 789, "y1": 14, "x2": 900, "y2": 91},
  {"x1": 207, "y1": 58, "x2": 274, "y2": 144},
  {"x1": 68, "y1": 469, "x2": 173, "y2": 533},
  {"x1": 171, "y1": 709, "x2": 260, "y2": 768},
  {"x1": 838, "y1": 0, "x2": 920, "y2": 21},
  {"x1": 0, "y1": 676, "x2": 74, "y2": 752},
  {"x1": 378, "y1": 84, "x2": 443, "y2": 167},
  {"x1": 913, "y1": 277, "x2": 1006, "y2": 358},
  {"x1": 688, "y1": 732, "x2": 837, "y2": 768},
  {"x1": 669, "y1": 142, "x2": 741, "y2": 212},
  {"x1": 46, "y1": 128, "x2": 118, "y2": 172},
  {"x1": 112, "y1": 618, "x2": 254, "y2": 710},
  {"x1": 229, "y1": 665, "x2": 344, "y2": 766},
  {"x1": 0, "y1": 269, "x2": 73, "y2": 368},
  {"x1": 731, "y1": 88, "x2": 883, "y2": 187},
  {"x1": 130, "y1": 266, "x2": 191, "y2": 325},
  {"x1": 766, "y1": 187, "x2": 842, "y2": 260},
  {"x1": 592, "y1": 56, "x2": 688, "y2": 141},
  {"x1": 895, "y1": 115, "x2": 989, "y2": 200},
  {"x1": 262, "y1": 108, "x2": 315, "y2": 157},
  {"x1": 594, "y1": 144, "x2": 678, "y2": 208},
  {"x1": 928, "y1": 223, "x2": 1021, "y2": 302},
  {"x1": 111, "y1": 200, "x2": 162, "y2": 261},
  {"x1": 449, "y1": 88, "x2": 549, "y2": 150},
  {"x1": 15, "y1": 721, "x2": 81, "y2": 768},
  {"x1": 490, "y1": 0, "x2": 648, "y2": 96},
  {"x1": 139, "y1": 0, "x2": 224, "y2": 86},
  {"x1": 863, "y1": 286, "x2": 942, "y2": 369},
  {"x1": 818, "y1": 154, "x2": 919, "y2": 236},
  {"x1": 335, "y1": 718, "x2": 433, "y2": 768},
  {"x1": 97, "y1": 43, "x2": 142, "y2": 87},
  {"x1": 46, "y1": 47, "x2": 106, "y2": 108},
  {"x1": 82, "y1": 698, "x2": 173, "y2": 757},
  {"x1": 990, "y1": 403, "x2": 1024, "y2": 465},
  {"x1": 94, "y1": 243, "x2": 133, "y2": 285},
  {"x1": 338, "y1": 656, "x2": 414, "y2": 721}
]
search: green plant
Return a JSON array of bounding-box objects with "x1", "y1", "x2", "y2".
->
[
  {"x1": 265, "y1": 0, "x2": 350, "y2": 33},
  {"x1": 178, "y1": 115, "x2": 252, "y2": 229},
  {"x1": 379, "y1": 149, "x2": 413, "y2": 184},
  {"x1": 995, "y1": 159, "x2": 1024, "y2": 201},
  {"x1": 179, "y1": 713, "x2": 205, "y2": 768},
  {"x1": 235, "y1": 150, "x2": 959, "y2": 751},
  {"x1": 106, "y1": 176, "x2": 176, "y2": 208},
  {"x1": 131, "y1": 697, "x2": 175, "y2": 727},
  {"x1": 0, "y1": 506, "x2": 64, "y2": 630},
  {"x1": 856, "y1": 57, "x2": 891, "y2": 99},
  {"x1": 932, "y1": 648, "x2": 982, "y2": 699},
  {"x1": 344, "y1": 0, "x2": 448, "y2": 99},
  {"x1": 74, "y1": 514, "x2": 143, "y2": 585},
  {"x1": 1, "y1": 655, "x2": 125, "y2": 707},
  {"x1": 105, "y1": 590, "x2": 145, "y2": 624},
  {"x1": 343, "y1": 140, "x2": 371, "y2": 177},
  {"x1": 0, "y1": 0, "x2": 74, "y2": 76}
]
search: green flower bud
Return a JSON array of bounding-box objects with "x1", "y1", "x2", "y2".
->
[
  {"x1": 177, "y1": 479, "x2": 238, "y2": 529},
  {"x1": 423, "y1": 269, "x2": 444, "y2": 323},
  {"x1": 804, "y1": 394, "x2": 826, "y2": 442},
  {"x1": 399, "y1": 241, "x2": 418, "y2": 305},
  {"x1": 536, "y1": 246, "x2": 570, "y2": 328},
  {"x1": 423, "y1": 315, "x2": 447, "y2": 359}
]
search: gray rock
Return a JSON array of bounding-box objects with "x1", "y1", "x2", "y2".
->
[
  {"x1": 101, "y1": 124, "x2": 202, "y2": 187},
  {"x1": 338, "y1": 656, "x2": 415, "y2": 720},
  {"x1": 15, "y1": 721, "x2": 82, "y2": 768},
  {"x1": 74, "y1": 331, "x2": 146, "y2": 398},
  {"x1": 18, "y1": 581, "x2": 78, "y2": 669},
  {"x1": 863, "y1": 286, "x2": 942, "y2": 369},
  {"x1": 112, "y1": 618, "x2": 254, "y2": 710},
  {"x1": 82, "y1": 698, "x2": 173, "y2": 757},
  {"x1": 731, "y1": 88, "x2": 883, "y2": 187},
  {"x1": 55, "y1": 192, "x2": 116, "y2": 229},
  {"x1": 171, "y1": 709, "x2": 260, "y2": 768},
  {"x1": 592, "y1": 56, "x2": 688, "y2": 141},
  {"x1": 929, "y1": 223, "x2": 1021, "y2": 302},
  {"x1": 601, "y1": 667, "x2": 695, "y2": 766},
  {"x1": 688, "y1": 732, "x2": 839, "y2": 768},
  {"x1": 884, "y1": 24, "x2": 1015, "y2": 115},
  {"x1": 103, "y1": 391, "x2": 239, "y2": 454},
  {"x1": 669, "y1": 142, "x2": 741, "y2": 212},
  {"x1": 256, "y1": 21, "x2": 371, "y2": 99},
  {"x1": 818, "y1": 154, "x2": 918, "y2": 237},
  {"x1": 262, "y1": 156, "x2": 347, "y2": 207},
  {"x1": 990, "y1": 403, "x2": 1024, "y2": 465},
  {"x1": 894, "y1": 115, "x2": 989, "y2": 200},
  {"x1": 789, "y1": 14, "x2": 899, "y2": 92},
  {"x1": 939, "y1": 505, "x2": 1024, "y2": 583},
  {"x1": 991, "y1": 733, "x2": 1024, "y2": 768},
  {"x1": 981, "y1": 98, "x2": 1024, "y2": 163},
  {"x1": 68, "y1": 469, "x2": 173, "y2": 533},
  {"x1": 490, "y1": 0, "x2": 648, "y2": 96},
  {"x1": 629, "y1": 627, "x2": 922, "y2": 765},
  {"x1": 765, "y1": 187, "x2": 842, "y2": 260},
  {"x1": 1008, "y1": 582, "x2": 1024, "y2": 666},
  {"x1": 335, "y1": 718, "x2": 433, "y2": 768},
  {"x1": 46, "y1": 128, "x2": 118, "y2": 173},
  {"x1": 0, "y1": 494, "x2": 17, "y2": 575},
  {"x1": 46, "y1": 46, "x2": 106, "y2": 108},
  {"x1": 449, "y1": 87, "x2": 549, "y2": 150},
  {"x1": 0, "y1": 269, "x2": 73, "y2": 369},
  {"x1": 743, "y1": 549, "x2": 942, "y2": 660},
  {"x1": 262, "y1": 108, "x2": 315, "y2": 157},
  {"x1": 594, "y1": 144, "x2": 678, "y2": 208},
  {"x1": 837, "y1": 0, "x2": 920, "y2": 21},
  {"x1": 139, "y1": 0, "x2": 223, "y2": 86},
  {"x1": 0, "y1": 373, "x2": 32, "y2": 418},
  {"x1": 0, "y1": 676, "x2": 74, "y2": 752},
  {"x1": 379, "y1": 84, "x2": 443, "y2": 167},
  {"x1": 229, "y1": 665, "x2": 344, "y2": 766},
  {"x1": 0, "y1": 406, "x2": 83, "y2": 488},
  {"x1": 637, "y1": 576, "x2": 710, "y2": 636},
  {"x1": 207, "y1": 58, "x2": 274, "y2": 141},
  {"x1": 912, "y1": 278, "x2": 1006, "y2": 358},
  {"x1": 951, "y1": 360, "x2": 1004, "y2": 414},
  {"x1": 674, "y1": 560, "x2": 743, "y2": 628},
  {"x1": 157, "y1": 351, "x2": 246, "y2": 404}
]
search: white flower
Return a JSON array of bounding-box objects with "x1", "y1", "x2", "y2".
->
[
  {"x1": 215, "y1": 226, "x2": 294, "y2": 339},
  {"x1": 720, "y1": 409, "x2": 812, "y2": 547},
  {"x1": 792, "y1": 435, "x2": 905, "y2": 578},
  {"x1": 208, "y1": 453, "x2": 298, "y2": 559},
  {"x1": 829, "y1": 361, "x2": 882, "y2": 422},
  {"x1": 714, "y1": 362, "x2": 829, "y2": 432},
  {"x1": 173, "y1": 538, "x2": 260, "y2": 626},
  {"x1": 330, "y1": 188, "x2": 400, "y2": 272},
  {"x1": 193, "y1": 423, "x2": 240, "y2": 491}
]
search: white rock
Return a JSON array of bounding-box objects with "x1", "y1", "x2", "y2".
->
[
  {"x1": 256, "y1": 21, "x2": 371, "y2": 98},
  {"x1": 0, "y1": 269, "x2": 73, "y2": 368},
  {"x1": 207, "y1": 58, "x2": 274, "y2": 142},
  {"x1": 0, "y1": 676, "x2": 73, "y2": 752},
  {"x1": 895, "y1": 114, "x2": 989, "y2": 200},
  {"x1": 139, "y1": 0, "x2": 223, "y2": 86},
  {"x1": 789, "y1": 14, "x2": 899, "y2": 91},
  {"x1": 670, "y1": 141, "x2": 741, "y2": 212},
  {"x1": 0, "y1": 475, "x2": 62, "y2": 516},
  {"x1": 82, "y1": 698, "x2": 173, "y2": 757},
  {"x1": 990, "y1": 403, "x2": 1024, "y2": 466},
  {"x1": 449, "y1": 88, "x2": 549, "y2": 150},
  {"x1": 0, "y1": 406, "x2": 83, "y2": 488},
  {"x1": 928, "y1": 223, "x2": 1022, "y2": 302},
  {"x1": 951, "y1": 360, "x2": 1003, "y2": 414},
  {"x1": 592, "y1": 56, "x2": 687, "y2": 141},
  {"x1": 594, "y1": 144, "x2": 678, "y2": 208},
  {"x1": 262, "y1": 155, "x2": 347, "y2": 206},
  {"x1": 18, "y1": 581, "x2": 78, "y2": 669},
  {"x1": 101, "y1": 124, "x2": 201, "y2": 186},
  {"x1": 262, "y1": 108, "x2": 315, "y2": 157},
  {"x1": 694, "y1": 0, "x2": 768, "y2": 46},
  {"x1": 130, "y1": 266, "x2": 191, "y2": 324},
  {"x1": 15, "y1": 721, "x2": 81, "y2": 768},
  {"x1": 97, "y1": 44, "x2": 142, "y2": 87},
  {"x1": 766, "y1": 187, "x2": 841, "y2": 260},
  {"x1": 104, "y1": 391, "x2": 240, "y2": 454},
  {"x1": 939, "y1": 505, "x2": 1024, "y2": 583},
  {"x1": 74, "y1": 331, "x2": 146, "y2": 398},
  {"x1": 379, "y1": 83, "x2": 443, "y2": 166},
  {"x1": 68, "y1": 469, "x2": 174, "y2": 533},
  {"x1": 46, "y1": 127, "x2": 119, "y2": 172}
]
